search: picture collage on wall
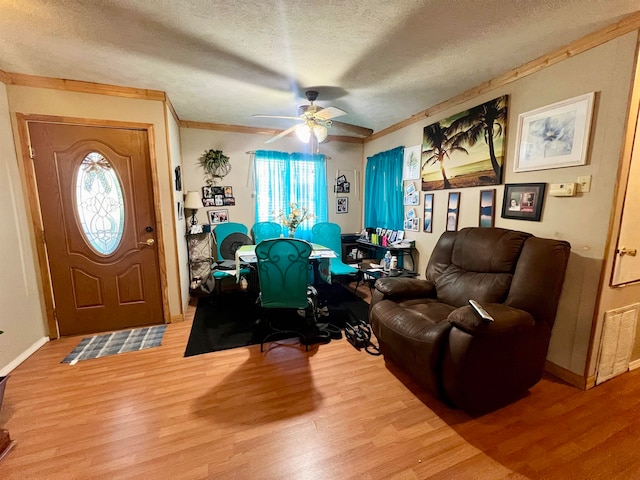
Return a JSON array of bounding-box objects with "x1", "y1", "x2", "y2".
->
[
  {"x1": 202, "y1": 185, "x2": 235, "y2": 207},
  {"x1": 400, "y1": 90, "x2": 597, "y2": 235}
]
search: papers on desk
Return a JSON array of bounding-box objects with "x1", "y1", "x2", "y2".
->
[
  {"x1": 239, "y1": 254, "x2": 257, "y2": 263},
  {"x1": 315, "y1": 250, "x2": 336, "y2": 258}
]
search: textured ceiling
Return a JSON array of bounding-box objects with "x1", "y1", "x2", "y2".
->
[{"x1": 1, "y1": 1, "x2": 639, "y2": 137}]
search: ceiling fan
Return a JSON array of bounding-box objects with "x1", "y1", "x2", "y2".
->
[{"x1": 253, "y1": 90, "x2": 373, "y2": 144}]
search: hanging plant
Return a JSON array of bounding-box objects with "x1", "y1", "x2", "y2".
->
[{"x1": 199, "y1": 149, "x2": 231, "y2": 185}]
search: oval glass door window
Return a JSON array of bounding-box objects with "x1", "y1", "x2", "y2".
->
[{"x1": 75, "y1": 152, "x2": 125, "y2": 255}]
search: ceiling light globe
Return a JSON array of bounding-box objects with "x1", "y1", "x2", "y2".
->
[{"x1": 295, "y1": 124, "x2": 311, "y2": 143}]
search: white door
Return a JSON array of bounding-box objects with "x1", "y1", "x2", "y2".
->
[{"x1": 612, "y1": 108, "x2": 640, "y2": 286}]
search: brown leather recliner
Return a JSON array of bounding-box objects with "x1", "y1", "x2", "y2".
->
[{"x1": 369, "y1": 227, "x2": 571, "y2": 413}]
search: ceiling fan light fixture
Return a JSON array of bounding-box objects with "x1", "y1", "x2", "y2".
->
[
  {"x1": 313, "y1": 123, "x2": 328, "y2": 143},
  {"x1": 295, "y1": 123, "x2": 311, "y2": 143}
]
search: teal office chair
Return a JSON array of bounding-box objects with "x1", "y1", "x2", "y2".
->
[
  {"x1": 255, "y1": 238, "x2": 321, "y2": 351},
  {"x1": 251, "y1": 221, "x2": 283, "y2": 244},
  {"x1": 311, "y1": 222, "x2": 358, "y2": 278},
  {"x1": 212, "y1": 222, "x2": 252, "y2": 290}
]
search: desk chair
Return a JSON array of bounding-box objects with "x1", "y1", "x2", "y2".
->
[
  {"x1": 255, "y1": 238, "x2": 322, "y2": 351},
  {"x1": 212, "y1": 222, "x2": 252, "y2": 291},
  {"x1": 252, "y1": 221, "x2": 283, "y2": 244},
  {"x1": 311, "y1": 222, "x2": 358, "y2": 280}
]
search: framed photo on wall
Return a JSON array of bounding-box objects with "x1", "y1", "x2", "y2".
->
[
  {"x1": 446, "y1": 192, "x2": 460, "y2": 232},
  {"x1": 208, "y1": 209, "x2": 229, "y2": 224},
  {"x1": 479, "y1": 189, "x2": 495, "y2": 227},
  {"x1": 501, "y1": 183, "x2": 546, "y2": 221},
  {"x1": 337, "y1": 197, "x2": 348, "y2": 213},
  {"x1": 513, "y1": 92, "x2": 595, "y2": 172},
  {"x1": 423, "y1": 193, "x2": 433, "y2": 233}
]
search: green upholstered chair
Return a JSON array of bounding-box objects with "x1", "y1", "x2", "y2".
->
[
  {"x1": 311, "y1": 222, "x2": 358, "y2": 278},
  {"x1": 255, "y1": 238, "x2": 319, "y2": 351},
  {"x1": 252, "y1": 221, "x2": 283, "y2": 244}
]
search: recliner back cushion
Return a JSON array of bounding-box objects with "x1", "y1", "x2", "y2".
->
[
  {"x1": 434, "y1": 228, "x2": 530, "y2": 307},
  {"x1": 451, "y1": 228, "x2": 530, "y2": 273}
]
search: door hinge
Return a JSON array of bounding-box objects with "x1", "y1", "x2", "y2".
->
[
  {"x1": 29, "y1": 145, "x2": 35, "y2": 159},
  {"x1": 40, "y1": 230, "x2": 46, "y2": 244}
]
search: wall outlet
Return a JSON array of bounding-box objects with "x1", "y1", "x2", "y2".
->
[{"x1": 577, "y1": 175, "x2": 592, "y2": 193}]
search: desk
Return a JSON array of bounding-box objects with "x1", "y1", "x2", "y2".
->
[
  {"x1": 355, "y1": 239, "x2": 416, "y2": 272},
  {"x1": 235, "y1": 243, "x2": 336, "y2": 284}
]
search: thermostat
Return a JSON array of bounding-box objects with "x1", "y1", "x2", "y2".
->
[{"x1": 549, "y1": 182, "x2": 576, "y2": 196}]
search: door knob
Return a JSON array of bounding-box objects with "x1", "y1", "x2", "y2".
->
[
  {"x1": 139, "y1": 238, "x2": 155, "y2": 246},
  {"x1": 617, "y1": 247, "x2": 637, "y2": 257}
]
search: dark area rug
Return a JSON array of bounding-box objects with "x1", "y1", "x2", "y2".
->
[{"x1": 184, "y1": 283, "x2": 369, "y2": 357}]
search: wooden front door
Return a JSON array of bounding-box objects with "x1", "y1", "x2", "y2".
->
[{"x1": 29, "y1": 122, "x2": 163, "y2": 336}]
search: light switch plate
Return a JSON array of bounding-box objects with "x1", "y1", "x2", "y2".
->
[{"x1": 577, "y1": 175, "x2": 592, "y2": 193}]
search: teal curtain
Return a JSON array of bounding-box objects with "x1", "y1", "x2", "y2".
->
[
  {"x1": 254, "y1": 150, "x2": 328, "y2": 242},
  {"x1": 364, "y1": 146, "x2": 404, "y2": 231}
]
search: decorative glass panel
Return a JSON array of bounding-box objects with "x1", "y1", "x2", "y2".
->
[{"x1": 75, "y1": 152, "x2": 124, "y2": 255}]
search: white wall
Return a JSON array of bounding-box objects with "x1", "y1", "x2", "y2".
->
[
  {"x1": 0, "y1": 82, "x2": 48, "y2": 374},
  {"x1": 179, "y1": 128, "x2": 364, "y2": 236},
  {"x1": 363, "y1": 32, "x2": 638, "y2": 377}
]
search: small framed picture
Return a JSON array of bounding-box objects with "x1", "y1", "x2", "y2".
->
[
  {"x1": 479, "y1": 189, "x2": 495, "y2": 227},
  {"x1": 337, "y1": 197, "x2": 348, "y2": 213},
  {"x1": 177, "y1": 201, "x2": 184, "y2": 220},
  {"x1": 223, "y1": 197, "x2": 236, "y2": 206},
  {"x1": 424, "y1": 193, "x2": 433, "y2": 233},
  {"x1": 404, "y1": 217, "x2": 420, "y2": 232},
  {"x1": 224, "y1": 186, "x2": 233, "y2": 197},
  {"x1": 214, "y1": 195, "x2": 224, "y2": 206},
  {"x1": 501, "y1": 183, "x2": 546, "y2": 221},
  {"x1": 202, "y1": 198, "x2": 216, "y2": 207},
  {"x1": 208, "y1": 209, "x2": 229, "y2": 224},
  {"x1": 202, "y1": 185, "x2": 213, "y2": 199},
  {"x1": 342, "y1": 181, "x2": 350, "y2": 193},
  {"x1": 174, "y1": 166, "x2": 182, "y2": 191},
  {"x1": 446, "y1": 192, "x2": 460, "y2": 232}
]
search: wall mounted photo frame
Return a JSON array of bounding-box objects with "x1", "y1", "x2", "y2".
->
[
  {"x1": 501, "y1": 183, "x2": 546, "y2": 221},
  {"x1": 513, "y1": 92, "x2": 595, "y2": 172},
  {"x1": 446, "y1": 192, "x2": 460, "y2": 232},
  {"x1": 422, "y1": 95, "x2": 507, "y2": 190},
  {"x1": 423, "y1": 193, "x2": 433, "y2": 233},
  {"x1": 404, "y1": 181, "x2": 419, "y2": 205},
  {"x1": 177, "y1": 201, "x2": 184, "y2": 221},
  {"x1": 208, "y1": 209, "x2": 229, "y2": 224},
  {"x1": 337, "y1": 197, "x2": 348, "y2": 213},
  {"x1": 174, "y1": 166, "x2": 182, "y2": 192},
  {"x1": 479, "y1": 189, "x2": 495, "y2": 227},
  {"x1": 403, "y1": 145, "x2": 421, "y2": 180}
]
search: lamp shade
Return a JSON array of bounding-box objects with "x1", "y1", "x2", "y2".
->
[{"x1": 184, "y1": 191, "x2": 201, "y2": 210}]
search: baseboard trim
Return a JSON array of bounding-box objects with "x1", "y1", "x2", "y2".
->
[
  {"x1": 544, "y1": 360, "x2": 588, "y2": 390},
  {"x1": 629, "y1": 358, "x2": 640, "y2": 371},
  {"x1": 0, "y1": 337, "x2": 49, "y2": 377}
]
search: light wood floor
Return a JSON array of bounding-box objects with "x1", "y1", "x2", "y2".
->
[{"x1": 1, "y1": 286, "x2": 640, "y2": 479}]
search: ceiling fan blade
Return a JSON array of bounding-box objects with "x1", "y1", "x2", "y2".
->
[
  {"x1": 253, "y1": 114, "x2": 302, "y2": 121},
  {"x1": 330, "y1": 120, "x2": 373, "y2": 137},
  {"x1": 315, "y1": 107, "x2": 347, "y2": 120},
  {"x1": 264, "y1": 124, "x2": 298, "y2": 144}
]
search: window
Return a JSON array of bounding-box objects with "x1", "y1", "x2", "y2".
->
[{"x1": 254, "y1": 150, "x2": 328, "y2": 241}]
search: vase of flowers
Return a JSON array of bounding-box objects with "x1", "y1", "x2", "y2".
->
[{"x1": 276, "y1": 203, "x2": 314, "y2": 238}]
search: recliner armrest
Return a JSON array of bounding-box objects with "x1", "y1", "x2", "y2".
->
[
  {"x1": 374, "y1": 277, "x2": 436, "y2": 299},
  {"x1": 447, "y1": 304, "x2": 535, "y2": 337}
]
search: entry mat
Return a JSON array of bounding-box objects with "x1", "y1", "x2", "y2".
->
[{"x1": 61, "y1": 325, "x2": 167, "y2": 364}]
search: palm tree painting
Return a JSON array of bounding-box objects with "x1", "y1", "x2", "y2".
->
[{"x1": 421, "y1": 95, "x2": 508, "y2": 190}]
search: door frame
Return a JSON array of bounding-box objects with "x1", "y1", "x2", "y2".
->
[{"x1": 15, "y1": 113, "x2": 171, "y2": 339}]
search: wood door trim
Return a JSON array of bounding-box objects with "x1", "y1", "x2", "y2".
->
[{"x1": 16, "y1": 113, "x2": 170, "y2": 337}]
